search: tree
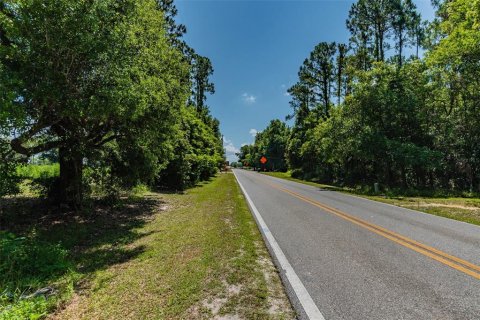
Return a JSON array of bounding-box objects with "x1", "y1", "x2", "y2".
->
[
  {"x1": 299, "y1": 42, "x2": 337, "y2": 119},
  {"x1": 236, "y1": 120, "x2": 289, "y2": 172},
  {"x1": 341, "y1": 61, "x2": 439, "y2": 187},
  {"x1": 255, "y1": 120, "x2": 290, "y2": 171},
  {"x1": 158, "y1": 105, "x2": 224, "y2": 190},
  {"x1": 236, "y1": 144, "x2": 257, "y2": 168},
  {"x1": 157, "y1": 0, "x2": 187, "y2": 43},
  {"x1": 191, "y1": 54, "x2": 215, "y2": 116},
  {"x1": 0, "y1": 0, "x2": 189, "y2": 206},
  {"x1": 390, "y1": 0, "x2": 420, "y2": 67},
  {"x1": 426, "y1": 0, "x2": 480, "y2": 190},
  {"x1": 336, "y1": 43, "x2": 349, "y2": 105},
  {"x1": 347, "y1": 0, "x2": 393, "y2": 64}
]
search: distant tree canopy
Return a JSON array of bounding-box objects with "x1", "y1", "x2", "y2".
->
[
  {"x1": 0, "y1": 0, "x2": 224, "y2": 205},
  {"x1": 237, "y1": 120, "x2": 289, "y2": 172},
  {"x1": 240, "y1": 0, "x2": 480, "y2": 192}
]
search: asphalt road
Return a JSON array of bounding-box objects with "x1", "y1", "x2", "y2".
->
[{"x1": 233, "y1": 169, "x2": 480, "y2": 320}]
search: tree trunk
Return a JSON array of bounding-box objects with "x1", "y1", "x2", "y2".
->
[
  {"x1": 56, "y1": 147, "x2": 83, "y2": 208},
  {"x1": 398, "y1": 34, "x2": 403, "y2": 68}
]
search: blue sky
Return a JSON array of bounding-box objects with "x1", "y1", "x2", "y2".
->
[{"x1": 175, "y1": 0, "x2": 436, "y2": 162}]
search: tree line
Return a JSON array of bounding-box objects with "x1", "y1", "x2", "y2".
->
[
  {"x1": 238, "y1": 0, "x2": 480, "y2": 193},
  {"x1": 0, "y1": 0, "x2": 224, "y2": 207}
]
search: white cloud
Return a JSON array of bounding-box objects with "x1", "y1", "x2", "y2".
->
[
  {"x1": 223, "y1": 137, "x2": 240, "y2": 156},
  {"x1": 249, "y1": 129, "x2": 258, "y2": 137},
  {"x1": 242, "y1": 93, "x2": 256, "y2": 104},
  {"x1": 281, "y1": 84, "x2": 290, "y2": 97},
  {"x1": 223, "y1": 137, "x2": 239, "y2": 162},
  {"x1": 225, "y1": 144, "x2": 239, "y2": 154}
]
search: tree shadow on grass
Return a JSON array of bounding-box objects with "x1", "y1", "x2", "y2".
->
[{"x1": 0, "y1": 194, "x2": 165, "y2": 290}]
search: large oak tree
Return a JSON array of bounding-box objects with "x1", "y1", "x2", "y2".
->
[{"x1": 0, "y1": 0, "x2": 189, "y2": 206}]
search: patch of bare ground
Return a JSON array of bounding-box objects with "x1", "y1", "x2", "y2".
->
[
  {"x1": 414, "y1": 202, "x2": 480, "y2": 211},
  {"x1": 190, "y1": 242, "x2": 295, "y2": 319},
  {"x1": 255, "y1": 242, "x2": 295, "y2": 318}
]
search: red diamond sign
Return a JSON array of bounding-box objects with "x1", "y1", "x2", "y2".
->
[{"x1": 260, "y1": 156, "x2": 267, "y2": 164}]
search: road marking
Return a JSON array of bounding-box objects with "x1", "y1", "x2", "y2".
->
[
  {"x1": 261, "y1": 179, "x2": 480, "y2": 281},
  {"x1": 233, "y1": 171, "x2": 326, "y2": 320}
]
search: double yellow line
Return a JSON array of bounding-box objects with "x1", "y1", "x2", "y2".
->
[{"x1": 265, "y1": 181, "x2": 480, "y2": 280}]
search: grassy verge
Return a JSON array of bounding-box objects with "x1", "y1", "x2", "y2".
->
[
  {"x1": 1, "y1": 173, "x2": 294, "y2": 319},
  {"x1": 262, "y1": 171, "x2": 480, "y2": 226}
]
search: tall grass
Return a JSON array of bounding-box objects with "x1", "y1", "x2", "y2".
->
[{"x1": 16, "y1": 164, "x2": 60, "y2": 180}]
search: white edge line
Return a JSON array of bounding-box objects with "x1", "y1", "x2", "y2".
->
[{"x1": 233, "y1": 170, "x2": 326, "y2": 320}]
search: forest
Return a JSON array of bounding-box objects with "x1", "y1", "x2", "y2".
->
[
  {"x1": 0, "y1": 0, "x2": 225, "y2": 207},
  {"x1": 237, "y1": 0, "x2": 480, "y2": 193}
]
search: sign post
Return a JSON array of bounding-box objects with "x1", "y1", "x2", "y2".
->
[{"x1": 260, "y1": 156, "x2": 267, "y2": 171}]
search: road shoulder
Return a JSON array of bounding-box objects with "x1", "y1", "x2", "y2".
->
[{"x1": 49, "y1": 173, "x2": 294, "y2": 319}]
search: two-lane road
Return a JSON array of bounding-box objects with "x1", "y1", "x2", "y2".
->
[{"x1": 233, "y1": 169, "x2": 480, "y2": 320}]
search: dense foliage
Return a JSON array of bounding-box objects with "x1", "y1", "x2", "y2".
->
[
  {"x1": 236, "y1": 120, "x2": 289, "y2": 171},
  {"x1": 239, "y1": 0, "x2": 480, "y2": 192},
  {"x1": 0, "y1": 0, "x2": 224, "y2": 204}
]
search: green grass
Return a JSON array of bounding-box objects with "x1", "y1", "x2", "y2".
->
[
  {"x1": 16, "y1": 164, "x2": 60, "y2": 180},
  {"x1": 263, "y1": 171, "x2": 345, "y2": 191},
  {"x1": 15, "y1": 164, "x2": 60, "y2": 197},
  {"x1": 263, "y1": 171, "x2": 480, "y2": 226},
  {"x1": 1, "y1": 164, "x2": 75, "y2": 318},
  {"x1": 1, "y1": 173, "x2": 293, "y2": 319}
]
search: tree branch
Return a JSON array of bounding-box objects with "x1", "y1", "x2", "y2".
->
[
  {"x1": 10, "y1": 121, "x2": 60, "y2": 156},
  {"x1": 93, "y1": 134, "x2": 121, "y2": 148}
]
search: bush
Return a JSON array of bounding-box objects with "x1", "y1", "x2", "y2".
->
[
  {"x1": 83, "y1": 164, "x2": 122, "y2": 200},
  {"x1": 157, "y1": 155, "x2": 192, "y2": 191},
  {"x1": 0, "y1": 232, "x2": 71, "y2": 320},
  {"x1": 0, "y1": 142, "x2": 20, "y2": 197},
  {"x1": 0, "y1": 232, "x2": 71, "y2": 289},
  {"x1": 0, "y1": 166, "x2": 19, "y2": 197},
  {"x1": 15, "y1": 164, "x2": 60, "y2": 198},
  {"x1": 0, "y1": 293, "x2": 48, "y2": 320},
  {"x1": 130, "y1": 184, "x2": 150, "y2": 198},
  {"x1": 290, "y1": 169, "x2": 304, "y2": 179}
]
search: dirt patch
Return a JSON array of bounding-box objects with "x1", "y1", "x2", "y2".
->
[
  {"x1": 49, "y1": 293, "x2": 87, "y2": 320},
  {"x1": 199, "y1": 280, "x2": 243, "y2": 317},
  {"x1": 256, "y1": 246, "x2": 294, "y2": 318},
  {"x1": 215, "y1": 315, "x2": 242, "y2": 320},
  {"x1": 204, "y1": 296, "x2": 228, "y2": 315},
  {"x1": 415, "y1": 202, "x2": 480, "y2": 211}
]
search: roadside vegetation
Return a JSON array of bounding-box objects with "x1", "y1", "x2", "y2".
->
[
  {"x1": 1, "y1": 173, "x2": 294, "y2": 319},
  {"x1": 0, "y1": 0, "x2": 224, "y2": 207},
  {"x1": 237, "y1": 0, "x2": 480, "y2": 214},
  {"x1": 263, "y1": 171, "x2": 480, "y2": 226},
  {"x1": 0, "y1": 1, "x2": 233, "y2": 318}
]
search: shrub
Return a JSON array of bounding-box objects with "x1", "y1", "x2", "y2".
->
[
  {"x1": 0, "y1": 142, "x2": 20, "y2": 197},
  {"x1": 0, "y1": 232, "x2": 71, "y2": 289},
  {"x1": 290, "y1": 169, "x2": 304, "y2": 179},
  {"x1": 0, "y1": 293, "x2": 48, "y2": 320}
]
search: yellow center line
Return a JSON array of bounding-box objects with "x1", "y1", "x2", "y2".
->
[{"x1": 260, "y1": 178, "x2": 480, "y2": 280}]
